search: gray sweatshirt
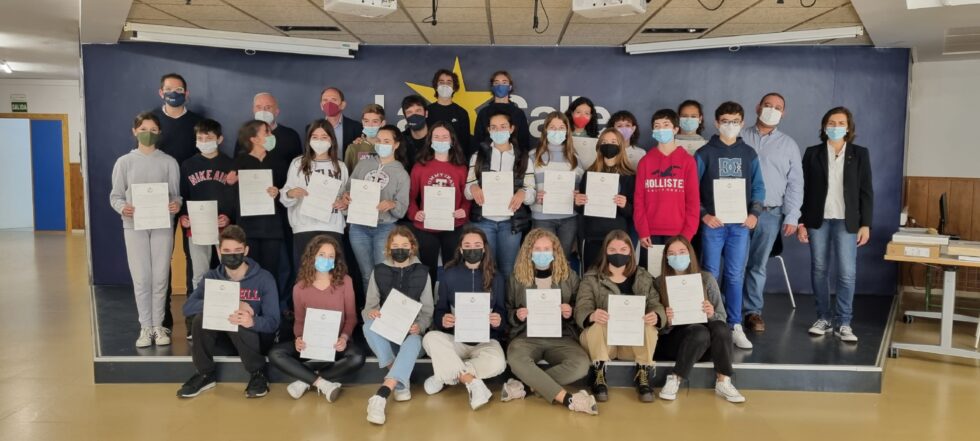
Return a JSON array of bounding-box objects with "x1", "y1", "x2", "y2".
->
[
  {"x1": 109, "y1": 148, "x2": 182, "y2": 229},
  {"x1": 657, "y1": 271, "x2": 726, "y2": 335},
  {"x1": 346, "y1": 156, "x2": 410, "y2": 225}
]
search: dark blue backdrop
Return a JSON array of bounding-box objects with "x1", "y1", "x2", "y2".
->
[{"x1": 82, "y1": 42, "x2": 908, "y2": 294}]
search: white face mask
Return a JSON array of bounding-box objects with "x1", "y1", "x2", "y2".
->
[
  {"x1": 310, "y1": 139, "x2": 331, "y2": 155},
  {"x1": 196, "y1": 140, "x2": 218, "y2": 154},
  {"x1": 759, "y1": 107, "x2": 782, "y2": 126},
  {"x1": 254, "y1": 110, "x2": 275, "y2": 125},
  {"x1": 718, "y1": 123, "x2": 742, "y2": 139},
  {"x1": 436, "y1": 84, "x2": 454, "y2": 99}
]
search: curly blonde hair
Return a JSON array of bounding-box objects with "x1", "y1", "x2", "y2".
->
[{"x1": 513, "y1": 228, "x2": 571, "y2": 286}]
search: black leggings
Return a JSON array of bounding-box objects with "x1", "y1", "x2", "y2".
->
[
  {"x1": 414, "y1": 227, "x2": 460, "y2": 285},
  {"x1": 268, "y1": 340, "x2": 365, "y2": 385},
  {"x1": 246, "y1": 238, "x2": 282, "y2": 285},
  {"x1": 655, "y1": 320, "x2": 734, "y2": 378}
]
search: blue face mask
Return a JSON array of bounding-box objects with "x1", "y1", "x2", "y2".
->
[
  {"x1": 315, "y1": 256, "x2": 335, "y2": 273},
  {"x1": 263, "y1": 134, "x2": 277, "y2": 151},
  {"x1": 531, "y1": 251, "x2": 555, "y2": 269},
  {"x1": 652, "y1": 129, "x2": 675, "y2": 144},
  {"x1": 546, "y1": 130, "x2": 566, "y2": 145},
  {"x1": 163, "y1": 91, "x2": 185, "y2": 107},
  {"x1": 374, "y1": 143, "x2": 393, "y2": 158},
  {"x1": 492, "y1": 84, "x2": 511, "y2": 99},
  {"x1": 431, "y1": 140, "x2": 451, "y2": 153},
  {"x1": 667, "y1": 254, "x2": 691, "y2": 272},
  {"x1": 679, "y1": 117, "x2": 700, "y2": 133},
  {"x1": 825, "y1": 127, "x2": 847, "y2": 141},
  {"x1": 489, "y1": 130, "x2": 510, "y2": 145},
  {"x1": 363, "y1": 125, "x2": 380, "y2": 138}
]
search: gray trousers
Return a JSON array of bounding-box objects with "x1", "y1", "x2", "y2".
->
[
  {"x1": 187, "y1": 241, "x2": 214, "y2": 292},
  {"x1": 123, "y1": 228, "x2": 174, "y2": 327},
  {"x1": 506, "y1": 335, "x2": 590, "y2": 402}
]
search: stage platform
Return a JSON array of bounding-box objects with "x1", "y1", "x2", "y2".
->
[{"x1": 92, "y1": 286, "x2": 895, "y2": 393}]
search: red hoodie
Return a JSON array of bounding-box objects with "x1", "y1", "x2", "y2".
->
[
  {"x1": 408, "y1": 158, "x2": 471, "y2": 232},
  {"x1": 634, "y1": 146, "x2": 700, "y2": 240}
]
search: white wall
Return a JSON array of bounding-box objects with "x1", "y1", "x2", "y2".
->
[
  {"x1": 0, "y1": 79, "x2": 83, "y2": 163},
  {"x1": 0, "y1": 119, "x2": 35, "y2": 229},
  {"x1": 907, "y1": 59, "x2": 980, "y2": 178}
]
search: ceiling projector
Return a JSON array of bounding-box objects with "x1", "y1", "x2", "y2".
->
[
  {"x1": 572, "y1": 0, "x2": 647, "y2": 19},
  {"x1": 324, "y1": 0, "x2": 398, "y2": 18}
]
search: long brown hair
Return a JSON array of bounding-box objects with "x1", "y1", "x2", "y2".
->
[
  {"x1": 297, "y1": 234, "x2": 348, "y2": 288},
  {"x1": 592, "y1": 229, "x2": 637, "y2": 277},
  {"x1": 444, "y1": 226, "x2": 495, "y2": 291},
  {"x1": 384, "y1": 225, "x2": 419, "y2": 260},
  {"x1": 819, "y1": 106, "x2": 856, "y2": 143},
  {"x1": 235, "y1": 120, "x2": 270, "y2": 156},
  {"x1": 589, "y1": 128, "x2": 634, "y2": 175},
  {"x1": 534, "y1": 112, "x2": 577, "y2": 169},
  {"x1": 657, "y1": 235, "x2": 702, "y2": 306},
  {"x1": 299, "y1": 119, "x2": 341, "y2": 183},
  {"x1": 417, "y1": 121, "x2": 467, "y2": 166},
  {"x1": 513, "y1": 228, "x2": 572, "y2": 286}
]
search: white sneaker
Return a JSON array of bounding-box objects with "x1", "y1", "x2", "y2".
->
[
  {"x1": 315, "y1": 380, "x2": 342, "y2": 403},
  {"x1": 153, "y1": 326, "x2": 171, "y2": 346},
  {"x1": 135, "y1": 327, "x2": 153, "y2": 348},
  {"x1": 808, "y1": 319, "x2": 833, "y2": 336},
  {"x1": 659, "y1": 374, "x2": 681, "y2": 401},
  {"x1": 715, "y1": 377, "x2": 746, "y2": 403},
  {"x1": 424, "y1": 375, "x2": 445, "y2": 395},
  {"x1": 835, "y1": 325, "x2": 859, "y2": 343},
  {"x1": 393, "y1": 385, "x2": 412, "y2": 402},
  {"x1": 732, "y1": 324, "x2": 753, "y2": 349},
  {"x1": 567, "y1": 390, "x2": 599, "y2": 415},
  {"x1": 286, "y1": 380, "x2": 310, "y2": 400},
  {"x1": 500, "y1": 378, "x2": 526, "y2": 402},
  {"x1": 366, "y1": 395, "x2": 387, "y2": 425},
  {"x1": 466, "y1": 378, "x2": 493, "y2": 410}
]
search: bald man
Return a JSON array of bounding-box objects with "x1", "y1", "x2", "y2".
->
[{"x1": 253, "y1": 92, "x2": 303, "y2": 172}]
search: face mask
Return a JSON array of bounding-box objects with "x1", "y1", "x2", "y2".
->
[
  {"x1": 617, "y1": 126, "x2": 635, "y2": 141},
  {"x1": 196, "y1": 140, "x2": 218, "y2": 154},
  {"x1": 546, "y1": 130, "x2": 566, "y2": 145},
  {"x1": 652, "y1": 129, "x2": 675, "y2": 144},
  {"x1": 572, "y1": 115, "x2": 590, "y2": 129},
  {"x1": 679, "y1": 117, "x2": 700, "y2": 133},
  {"x1": 322, "y1": 101, "x2": 342, "y2": 117},
  {"x1": 825, "y1": 127, "x2": 847, "y2": 141},
  {"x1": 315, "y1": 256, "x2": 335, "y2": 273},
  {"x1": 263, "y1": 134, "x2": 277, "y2": 151},
  {"x1": 437, "y1": 84, "x2": 454, "y2": 98},
  {"x1": 718, "y1": 123, "x2": 741, "y2": 139},
  {"x1": 667, "y1": 254, "x2": 691, "y2": 272},
  {"x1": 431, "y1": 140, "x2": 451, "y2": 153},
  {"x1": 391, "y1": 248, "x2": 411, "y2": 263},
  {"x1": 136, "y1": 131, "x2": 160, "y2": 146},
  {"x1": 363, "y1": 126, "x2": 380, "y2": 138},
  {"x1": 606, "y1": 253, "x2": 631, "y2": 268},
  {"x1": 599, "y1": 143, "x2": 620, "y2": 159},
  {"x1": 491, "y1": 84, "x2": 511, "y2": 99},
  {"x1": 310, "y1": 139, "x2": 331, "y2": 155},
  {"x1": 759, "y1": 107, "x2": 782, "y2": 126},
  {"x1": 163, "y1": 91, "x2": 185, "y2": 107},
  {"x1": 221, "y1": 253, "x2": 245, "y2": 270},
  {"x1": 531, "y1": 251, "x2": 554, "y2": 269},
  {"x1": 375, "y1": 143, "x2": 393, "y2": 158},
  {"x1": 406, "y1": 114, "x2": 426, "y2": 131},
  {"x1": 489, "y1": 130, "x2": 510, "y2": 145},
  {"x1": 254, "y1": 110, "x2": 275, "y2": 125},
  {"x1": 462, "y1": 248, "x2": 484, "y2": 264}
]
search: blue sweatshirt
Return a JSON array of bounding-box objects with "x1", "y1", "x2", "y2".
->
[
  {"x1": 432, "y1": 264, "x2": 508, "y2": 342},
  {"x1": 695, "y1": 135, "x2": 766, "y2": 220},
  {"x1": 183, "y1": 257, "x2": 281, "y2": 334}
]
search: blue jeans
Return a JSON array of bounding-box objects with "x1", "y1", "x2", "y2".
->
[
  {"x1": 807, "y1": 219, "x2": 857, "y2": 327},
  {"x1": 363, "y1": 320, "x2": 423, "y2": 389},
  {"x1": 474, "y1": 219, "x2": 523, "y2": 282},
  {"x1": 743, "y1": 207, "x2": 782, "y2": 317},
  {"x1": 701, "y1": 224, "x2": 750, "y2": 326},
  {"x1": 349, "y1": 222, "x2": 396, "y2": 290}
]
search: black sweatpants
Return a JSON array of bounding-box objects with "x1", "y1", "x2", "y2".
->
[
  {"x1": 190, "y1": 314, "x2": 271, "y2": 375},
  {"x1": 654, "y1": 320, "x2": 734, "y2": 378},
  {"x1": 246, "y1": 238, "x2": 282, "y2": 286},
  {"x1": 268, "y1": 340, "x2": 365, "y2": 385},
  {"x1": 414, "y1": 227, "x2": 459, "y2": 285}
]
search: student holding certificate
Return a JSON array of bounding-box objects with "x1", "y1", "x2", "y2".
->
[
  {"x1": 268, "y1": 235, "x2": 364, "y2": 402},
  {"x1": 530, "y1": 112, "x2": 582, "y2": 262},
  {"x1": 421, "y1": 226, "x2": 507, "y2": 410},
  {"x1": 694, "y1": 102, "x2": 766, "y2": 350},
  {"x1": 408, "y1": 121, "x2": 471, "y2": 284},
  {"x1": 574, "y1": 230, "x2": 663, "y2": 403},
  {"x1": 362, "y1": 227, "x2": 433, "y2": 425},
  {"x1": 575, "y1": 128, "x2": 635, "y2": 272},
  {"x1": 502, "y1": 229, "x2": 597, "y2": 415},
  {"x1": 652, "y1": 236, "x2": 744, "y2": 403},
  {"x1": 178, "y1": 226, "x2": 281, "y2": 399},
  {"x1": 109, "y1": 112, "x2": 181, "y2": 348}
]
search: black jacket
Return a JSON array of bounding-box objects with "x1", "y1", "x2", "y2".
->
[
  {"x1": 799, "y1": 142, "x2": 873, "y2": 233},
  {"x1": 468, "y1": 141, "x2": 532, "y2": 234},
  {"x1": 432, "y1": 264, "x2": 508, "y2": 342}
]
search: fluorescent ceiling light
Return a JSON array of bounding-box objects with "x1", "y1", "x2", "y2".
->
[
  {"x1": 626, "y1": 26, "x2": 865, "y2": 55},
  {"x1": 121, "y1": 23, "x2": 358, "y2": 58},
  {"x1": 0, "y1": 60, "x2": 11, "y2": 74},
  {"x1": 907, "y1": 0, "x2": 980, "y2": 9}
]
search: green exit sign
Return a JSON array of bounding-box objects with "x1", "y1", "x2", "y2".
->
[{"x1": 10, "y1": 94, "x2": 27, "y2": 112}]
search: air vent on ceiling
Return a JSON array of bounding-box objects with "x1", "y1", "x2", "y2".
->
[
  {"x1": 943, "y1": 26, "x2": 980, "y2": 55},
  {"x1": 642, "y1": 27, "x2": 707, "y2": 34},
  {"x1": 276, "y1": 25, "x2": 342, "y2": 33}
]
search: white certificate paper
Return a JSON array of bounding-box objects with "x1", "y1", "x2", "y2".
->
[
  {"x1": 584, "y1": 172, "x2": 618, "y2": 219},
  {"x1": 187, "y1": 200, "x2": 218, "y2": 246},
  {"x1": 301, "y1": 308, "x2": 343, "y2": 362},
  {"x1": 713, "y1": 178, "x2": 747, "y2": 224},
  {"x1": 526, "y1": 289, "x2": 562, "y2": 338},
  {"x1": 423, "y1": 186, "x2": 456, "y2": 231},
  {"x1": 607, "y1": 294, "x2": 646, "y2": 347},
  {"x1": 542, "y1": 170, "x2": 575, "y2": 215},
  {"x1": 299, "y1": 173, "x2": 343, "y2": 223},
  {"x1": 676, "y1": 138, "x2": 706, "y2": 156},
  {"x1": 573, "y1": 136, "x2": 599, "y2": 169},
  {"x1": 481, "y1": 171, "x2": 514, "y2": 217},
  {"x1": 131, "y1": 182, "x2": 171, "y2": 230},
  {"x1": 346, "y1": 179, "x2": 382, "y2": 227},
  {"x1": 665, "y1": 274, "x2": 708, "y2": 326},
  {"x1": 453, "y1": 292, "x2": 491, "y2": 343},
  {"x1": 646, "y1": 244, "x2": 666, "y2": 278},
  {"x1": 370, "y1": 289, "x2": 423, "y2": 345},
  {"x1": 238, "y1": 169, "x2": 275, "y2": 217},
  {"x1": 202, "y1": 279, "x2": 240, "y2": 332}
]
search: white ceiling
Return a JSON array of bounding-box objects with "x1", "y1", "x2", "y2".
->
[
  {"x1": 0, "y1": 0, "x2": 80, "y2": 79},
  {"x1": 852, "y1": 0, "x2": 980, "y2": 61}
]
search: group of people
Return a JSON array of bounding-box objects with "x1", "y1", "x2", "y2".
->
[{"x1": 108, "y1": 69, "x2": 874, "y2": 423}]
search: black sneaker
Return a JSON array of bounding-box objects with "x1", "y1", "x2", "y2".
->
[
  {"x1": 177, "y1": 373, "x2": 216, "y2": 398},
  {"x1": 589, "y1": 362, "x2": 609, "y2": 402},
  {"x1": 634, "y1": 364, "x2": 655, "y2": 403},
  {"x1": 245, "y1": 371, "x2": 269, "y2": 398}
]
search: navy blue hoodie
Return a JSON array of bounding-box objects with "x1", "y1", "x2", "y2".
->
[
  {"x1": 432, "y1": 263, "x2": 508, "y2": 342},
  {"x1": 183, "y1": 256, "x2": 281, "y2": 334},
  {"x1": 695, "y1": 135, "x2": 766, "y2": 220}
]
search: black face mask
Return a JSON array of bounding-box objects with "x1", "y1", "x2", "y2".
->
[
  {"x1": 391, "y1": 248, "x2": 411, "y2": 263},
  {"x1": 406, "y1": 114, "x2": 426, "y2": 131},
  {"x1": 606, "y1": 253, "x2": 631, "y2": 268},
  {"x1": 221, "y1": 253, "x2": 245, "y2": 270},
  {"x1": 599, "y1": 143, "x2": 620, "y2": 159},
  {"x1": 462, "y1": 248, "x2": 484, "y2": 264}
]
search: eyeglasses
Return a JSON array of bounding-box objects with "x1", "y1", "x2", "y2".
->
[{"x1": 719, "y1": 120, "x2": 742, "y2": 126}]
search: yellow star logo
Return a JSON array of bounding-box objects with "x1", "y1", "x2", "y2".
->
[{"x1": 406, "y1": 57, "x2": 492, "y2": 134}]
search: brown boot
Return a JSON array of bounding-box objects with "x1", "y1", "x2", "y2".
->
[{"x1": 744, "y1": 313, "x2": 766, "y2": 332}]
